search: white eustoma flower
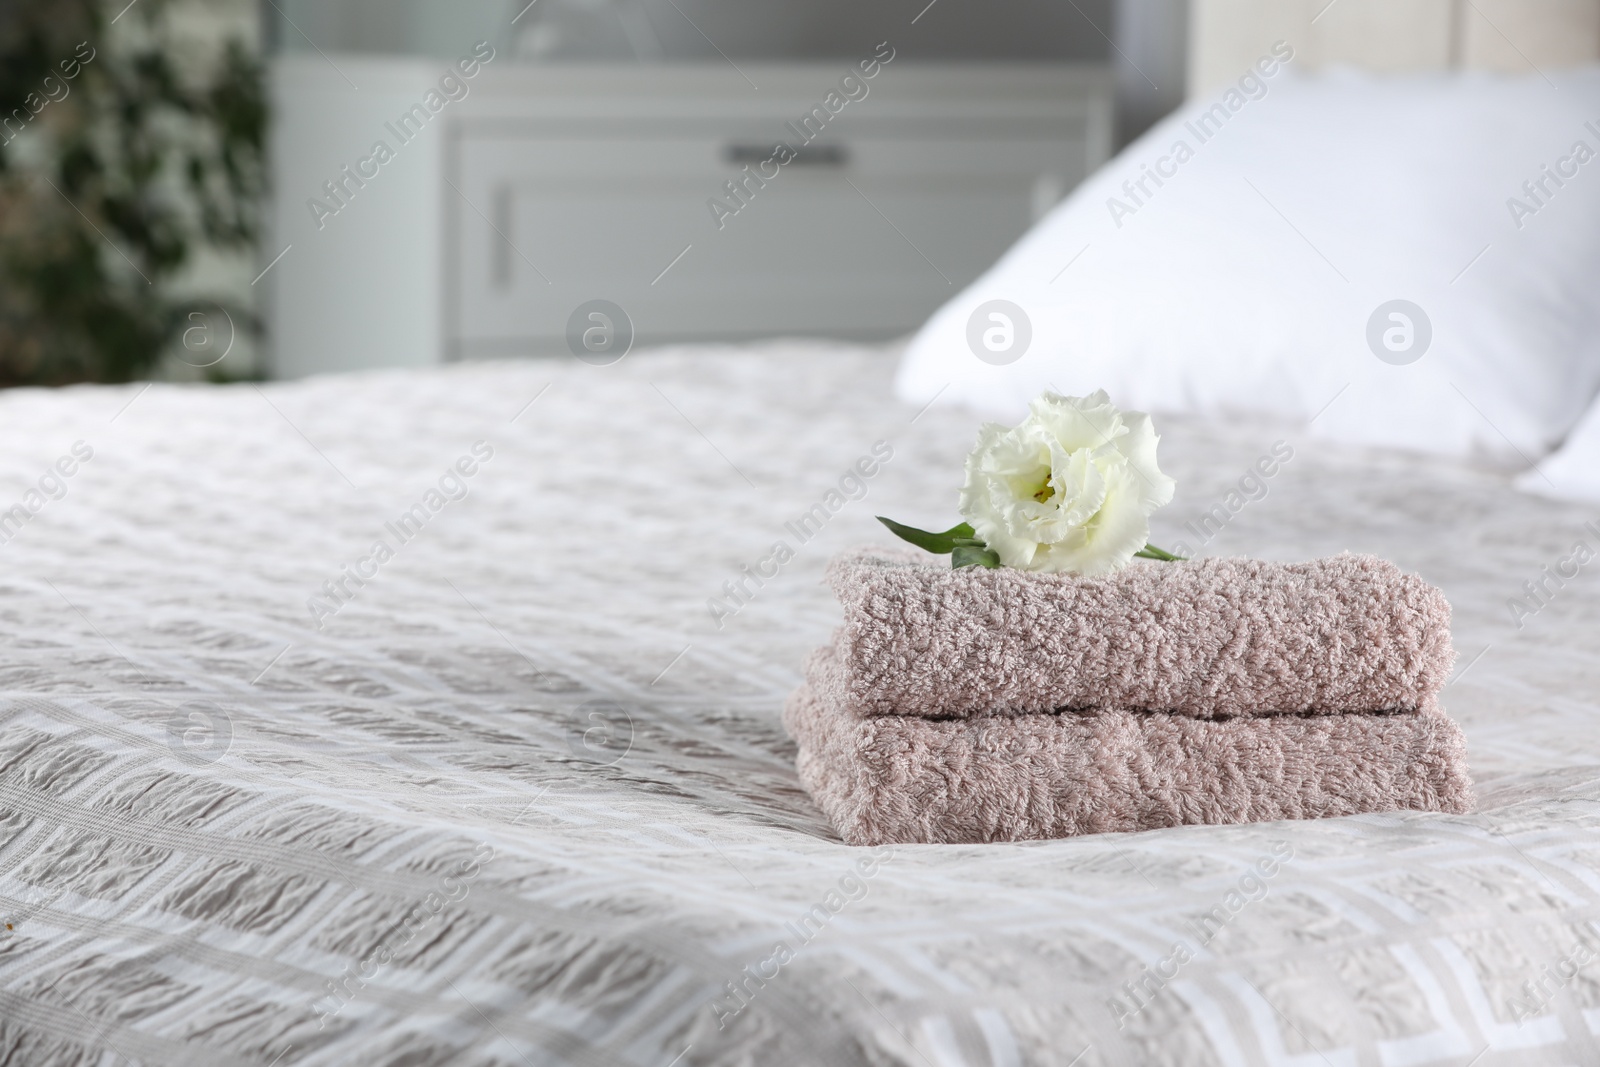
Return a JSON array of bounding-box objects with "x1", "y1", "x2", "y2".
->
[{"x1": 958, "y1": 390, "x2": 1175, "y2": 575}]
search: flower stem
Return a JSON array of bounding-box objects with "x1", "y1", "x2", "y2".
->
[{"x1": 1133, "y1": 543, "x2": 1186, "y2": 561}]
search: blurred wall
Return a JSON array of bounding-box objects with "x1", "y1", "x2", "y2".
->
[{"x1": 1189, "y1": 0, "x2": 1600, "y2": 93}]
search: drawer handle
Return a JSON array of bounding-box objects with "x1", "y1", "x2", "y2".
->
[{"x1": 724, "y1": 142, "x2": 848, "y2": 167}]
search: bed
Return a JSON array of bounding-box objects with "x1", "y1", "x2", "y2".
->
[{"x1": 0, "y1": 338, "x2": 1597, "y2": 1066}]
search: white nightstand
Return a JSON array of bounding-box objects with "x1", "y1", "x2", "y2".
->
[{"x1": 268, "y1": 56, "x2": 1111, "y2": 375}]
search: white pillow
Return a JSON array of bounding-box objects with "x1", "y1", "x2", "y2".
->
[
  {"x1": 896, "y1": 62, "x2": 1600, "y2": 462},
  {"x1": 1519, "y1": 399, "x2": 1600, "y2": 500}
]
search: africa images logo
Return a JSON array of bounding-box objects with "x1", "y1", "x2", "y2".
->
[
  {"x1": 965, "y1": 299, "x2": 1032, "y2": 365},
  {"x1": 1366, "y1": 299, "x2": 1431, "y2": 365}
]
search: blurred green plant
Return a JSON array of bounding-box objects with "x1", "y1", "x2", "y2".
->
[{"x1": 0, "y1": 0, "x2": 264, "y2": 386}]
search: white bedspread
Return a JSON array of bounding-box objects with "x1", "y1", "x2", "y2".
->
[{"x1": 1, "y1": 343, "x2": 1597, "y2": 1067}]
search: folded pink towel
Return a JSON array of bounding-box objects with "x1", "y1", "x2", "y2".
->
[
  {"x1": 787, "y1": 647, "x2": 1474, "y2": 845},
  {"x1": 827, "y1": 549, "x2": 1454, "y2": 719}
]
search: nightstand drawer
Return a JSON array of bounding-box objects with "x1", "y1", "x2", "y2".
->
[{"x1": 442, "y1": 65, "x2": 1112, "y2": 356}]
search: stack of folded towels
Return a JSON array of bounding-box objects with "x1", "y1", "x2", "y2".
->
[{"x1": 786, "y1": 549, "x2": 1474, "y2": 845}]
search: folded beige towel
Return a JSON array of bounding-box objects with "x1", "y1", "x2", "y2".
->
[
  {"x1": 827, "y1": 549, "x2": 1454, "y2": 719},
  {"x1": 787, "y1": 647, "x2": 1474, "y2": 846}
]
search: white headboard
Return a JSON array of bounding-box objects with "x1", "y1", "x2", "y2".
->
[{"x1": 1189, "y1": 0, "x2": 1600, "y2": 94}]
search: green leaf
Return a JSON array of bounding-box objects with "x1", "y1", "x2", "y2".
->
[
  {"x1": 952, "y1": 544, "x2": 1002, "y2": 569},
  {"x1": 875, "y1": 517, "x2": 975, "y2": 555},
  {"x1": 1133, "y1": 543, "x2": 1187, "y2": 562}
]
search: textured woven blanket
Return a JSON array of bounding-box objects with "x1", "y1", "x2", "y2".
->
[
  {"x1": 825, "y1": 548, "x2": 1455, "y2": 718},
  {"x1": 1, "y1": 342, "x2": 1599, "y2": 1066},
  {"x1": 788, "y1": 646, "x2": 1474, "y2": 845}
]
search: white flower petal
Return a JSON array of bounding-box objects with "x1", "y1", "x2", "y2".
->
[
  {"x1": 956, "y1": 390, "x2": 1175, "y2": 576},
  {"x1": 1028, "y1": 464, "x2": 1153, "y2": 575}
]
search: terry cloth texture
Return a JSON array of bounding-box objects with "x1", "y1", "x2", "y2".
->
[
  {"x1": 786, "y1": 647, "x2": 1475, "y2": 846},
  {"x1": 826, "y1": 548, "x2": 1455, "y2": 719}
]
